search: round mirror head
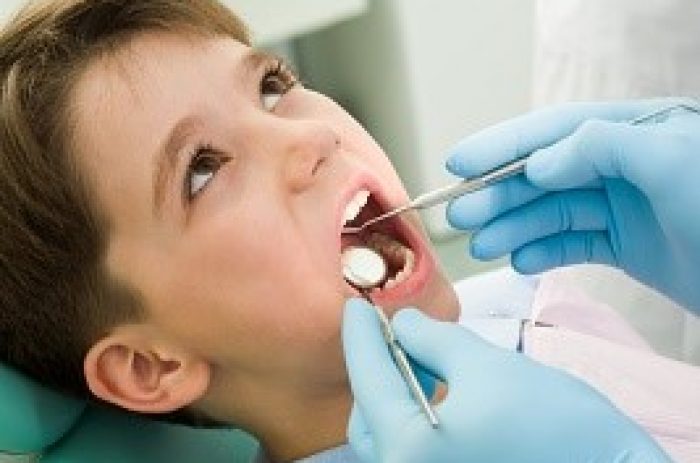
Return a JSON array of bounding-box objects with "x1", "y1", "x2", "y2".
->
[{"x1": 341, "y1": 246, "x2": 387, "y2": 290}]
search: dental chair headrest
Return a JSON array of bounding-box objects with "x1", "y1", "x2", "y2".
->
[
  {"x1": 0, "y1": 363, "x2": 85, "y2": 454},
  {"x1": 1, "y1": 363, "x2": 258, "y2": 462}
]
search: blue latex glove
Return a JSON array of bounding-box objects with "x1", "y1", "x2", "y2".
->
[
  {"x1": 446, "y1": 98, "x2": 700, "y2": 314},
  {"x1": 342, "y1": 298, "x2": 670, "y2": 463}
]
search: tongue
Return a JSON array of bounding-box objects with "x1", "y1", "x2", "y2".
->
[{"x1": 366, "y1": 232, "x2": 409, "y2": 274}]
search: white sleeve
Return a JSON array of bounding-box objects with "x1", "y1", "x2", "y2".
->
[{"x1": 454, "y1": 267, "x2": 539, "y2": 351}]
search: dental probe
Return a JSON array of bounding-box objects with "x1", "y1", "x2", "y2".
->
[
  {"x1": 343, "y1": 158, "x2": 526, "y2": 234},
  {"x1": 343, "y1": 101, "x2": 700, "y2": 234},
  {"x1": 341, "y1": 246, "x2": 440, "y2": 429}
]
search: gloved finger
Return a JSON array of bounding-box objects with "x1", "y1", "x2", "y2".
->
[
  {"x1": 445, "y1": 99, "x2": 675, "y2": 179},
  {"x1": 526, "y1": 119, "x2": 650, "y2": 189},
  {"x1": 511, "y1": 231, "x2": 616, "y2": 274},
  {"x1": 390, "y1": 308, "x2": 502, "y2": 387},
  {"x1": 342, "y1": 298, "x2": 422, "y2": 435},
  {"x1": 470, "y1": 189, "x2": 611, "y2": 260},
  {"x1": 526, "y1": 105, "x2": 700, "y2": 197},
  {"x1": 446, "y1": 176, "x2": 543, "y2": 230},
  {"x1": 347, "y1": 404, "x2": 377, "y2": 463}
]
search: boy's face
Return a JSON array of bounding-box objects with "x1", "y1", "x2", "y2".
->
[{"x1": 73, "y1": 32, "x2": 458, "y2": 421}]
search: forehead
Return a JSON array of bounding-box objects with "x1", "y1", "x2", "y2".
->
[
  {"x1": 69, "y1": 33, "x2": 246, "y2": 170},
  {"x1": 73, "y1": 32, "x2": 250, "y2": 123}
]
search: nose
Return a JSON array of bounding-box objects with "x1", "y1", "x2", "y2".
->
[{"x1": 281, "y1": 121, "x2": 339, "y2": 192}]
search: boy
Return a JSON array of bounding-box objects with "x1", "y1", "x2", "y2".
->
[
  {"x1": 1, "y1": 1, "x2": 697, "y2": 462},
  {"x1": 0, "y1": 1, "x2": 457, "y2": 461}
]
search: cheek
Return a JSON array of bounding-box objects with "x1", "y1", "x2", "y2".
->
[{"x1": 149, "y1": 208, "x2": 346, "y2": 365}]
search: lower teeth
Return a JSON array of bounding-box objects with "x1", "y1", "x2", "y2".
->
[
  {"x1": 365, "y1": 232, "x2": 415, "y2": 289},
  {"x1": 382, "y1": 250, "x2": 415, "y2": 289}
]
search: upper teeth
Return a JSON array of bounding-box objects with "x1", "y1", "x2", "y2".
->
[{"x1": 342, "y1": 189, "x2": 370, "y2": 226}]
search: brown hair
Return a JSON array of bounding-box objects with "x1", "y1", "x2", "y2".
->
[{"x1": 0, "y1": 0, "x2": 249, "y2": 423}]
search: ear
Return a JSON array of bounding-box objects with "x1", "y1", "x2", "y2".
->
[{"x1": 84, "y1": 326, "x2": 211, "y2": 414}]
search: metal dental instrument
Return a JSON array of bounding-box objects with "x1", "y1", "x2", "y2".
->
[
  {"x1": 342, "y1": 246, "x2": 389, "y2": 291},
  {"x1": 341, "y1": 246, "x2": 440, "y2": 428},
  {"x1": 343, "y1": 102, "x2": 700, "y2": 235}
]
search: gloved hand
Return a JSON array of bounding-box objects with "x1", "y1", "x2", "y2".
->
[
  {"x1": 446, "y1": 98, "x2": 700, "y2": 314},
  {"x1": 342, "y1": 298, "x2": 671, "y2": 463}
]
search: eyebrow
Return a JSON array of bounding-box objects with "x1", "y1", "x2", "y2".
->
[{"x1": 152, "y1": 49, "x2": 276, "y2": 215}]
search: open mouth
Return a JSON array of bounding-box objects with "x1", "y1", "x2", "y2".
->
[{"x1": 340, "y1": 189, "x2": 417, "y2": 292}]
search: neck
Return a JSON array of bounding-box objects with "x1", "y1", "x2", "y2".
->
[
  {"x1": 203, "y1": 373, "x2": 353, "y2": 462},
  {"x1": 255, "y1": 386, "x2": 353, "y2": 462}
]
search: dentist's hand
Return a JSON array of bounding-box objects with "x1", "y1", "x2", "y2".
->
[
  {"x1": 342, "y1": 298, "x2": 670, "y2": 463},
  {"x1": 446, "y1": 98, "x2": 700, "y2": 313}
]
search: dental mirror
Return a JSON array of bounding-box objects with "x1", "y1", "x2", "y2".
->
[
  {"x1": 341, "y1": 245, "x2": 440, "y2": 428},
  {"x1": 341, "y1": 246, "x2": 388, "y2": 291}
]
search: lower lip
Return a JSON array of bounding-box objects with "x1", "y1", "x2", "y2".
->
[{"x1": 347, "y1": 215, "x2": 435, "y2": 306}]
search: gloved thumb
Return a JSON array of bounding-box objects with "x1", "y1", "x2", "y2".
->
[{"x1": 343, "y1": 299, "x2": 426, "y2": 437}]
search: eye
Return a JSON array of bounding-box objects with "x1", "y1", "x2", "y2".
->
[
  {"x1": 260, "y1": 59, "x2": 298, "y2": 111},
  {"x1": 184, "y1": 145, "x2": 230, "y2": 201}
]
